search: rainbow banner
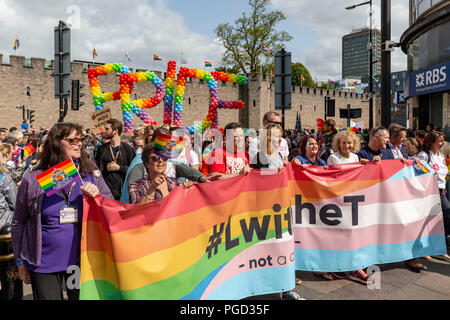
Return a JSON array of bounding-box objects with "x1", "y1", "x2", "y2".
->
[
  {"x1": 36, "y1": 158, "x2": 80, "y2": 196},
  {"x1": 204, "y1": 61, "x2": 212, "y2": 67},
  {"x1": 80, "y1": 160, "x2": 447, "y2": 300},
  {"x1": 153, "y1": 132, "x2": 184, "y2": 160},
  {"x1": 153, "y1": 54, "x2": 162, "y2": 61}
]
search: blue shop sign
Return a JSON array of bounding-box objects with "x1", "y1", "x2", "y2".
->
[{"x1": 405, "y1": 61, "x2": 450, "y2": 98}]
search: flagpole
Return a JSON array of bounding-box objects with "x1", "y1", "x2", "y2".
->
[{"x1": 70, "y1": 158, "x2": 86, "y2": 186}]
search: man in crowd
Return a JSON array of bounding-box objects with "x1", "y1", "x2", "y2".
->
[
  {"x1": 357, "y1": 126, "x2": 393, "y2": 161},
  {"x1": 0, "y1": 128, "x2": 8, "y2": 141},
  {"x1": 95, "y1": 118, "x2": 135, "y2": 200},
  {"x1": 248, "y1": 111, "x2": 289, "y2": 164}
]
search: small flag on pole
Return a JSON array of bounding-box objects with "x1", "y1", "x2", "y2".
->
[
  {"x1": 12, "y1": 36, "x2": 20, "y2": 51},
  {"x1": 262, "y1": 45, "x2": 273, "y2": 56},
  {"x1": 126, "y1": 51, "x2": 132, "y2": 62},
  {"x1": 204, "y1": 61, "x2": 212, "y2": 68},
  {"x1": 93, "y1": 47, "x2": 98, "y2": 59},
  {"x1": 301, "y1": 74, "x2": 305, "y2": 81},
  {"x1": 154, "y1": 132, "x2": 184, "y2": 160},
  {"x1": 181, "y1": 58, "x2": 188, "y2": 65},
  {"x1": 153, "y1": 54, "x2": 162, "y2": 61},
  {"x1": 36, "y1": 158, "x2": 82, "y2": 196},
  {"x1": 23, "y1": 143, "x2": 35, "y2": 159}
]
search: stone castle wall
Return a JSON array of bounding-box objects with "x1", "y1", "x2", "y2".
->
[{"x1": 0, "y1": 54, "x2": 378, "y2": 131}]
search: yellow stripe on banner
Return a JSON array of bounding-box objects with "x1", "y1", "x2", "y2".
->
[
  {"x1": 93, "y1": 187, "x2": 292, "y2": 263},
  {"x1": 82, "y1": 208, "x2": 290, "y2": 291}
]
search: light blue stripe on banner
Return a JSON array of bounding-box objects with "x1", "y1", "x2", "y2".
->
[
  {"x1": 295, "y1": 234, "x2": 447, "y2": 272},
  {"x1": 205, "y1": 264, "x2": 296, "y2": 300},
  {"x1": 388, "y1": 162, "x2": 434, "y2": 181},
  {"x1": 180, "y1": 263, "x2": 225, "y2": 300}
]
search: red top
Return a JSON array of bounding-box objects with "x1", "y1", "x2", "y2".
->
[{"x1": 204, "y1": 147, "x2": 249, "y2": 175}]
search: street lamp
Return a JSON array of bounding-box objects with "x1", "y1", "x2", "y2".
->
[{"x1": 346, "y1": 0, "x2": 374, "y2": 129}]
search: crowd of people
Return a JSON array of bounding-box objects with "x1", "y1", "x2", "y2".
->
[{"x1": 0, "y1": 112, "x2": 449, "y2": 300}]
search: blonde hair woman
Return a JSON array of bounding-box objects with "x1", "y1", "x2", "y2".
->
[{"x1": 327, "y1": 131, "x2": 361, "y2": 166}]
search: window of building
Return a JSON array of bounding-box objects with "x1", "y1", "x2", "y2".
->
[{"x1": 24, "y1": 58, "x2": 32, "y2": 67}]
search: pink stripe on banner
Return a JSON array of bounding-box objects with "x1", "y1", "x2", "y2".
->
[
  {"x1": 200, "y1": 238, "x2": 294, "y2": 300},
  {"x1": 305, "y1": 173, "x2": 436, "y2": 207},
  {"x1": 294, "y1": 214, "x2": 445, "y2": 251}
]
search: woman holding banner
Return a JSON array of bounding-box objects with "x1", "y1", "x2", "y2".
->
[
  {"x1": 417, "y1": 131, "x2": 450, "y2": 259},
  {"x1": 293, "y1": 135, "x2": 327, "y2": 167},
  {"x1": 129, "y1": 142, "x2": 194, "y2": 205},
  {"x1": 11, "y1": 122, "x2": 113, "y2": 300}
]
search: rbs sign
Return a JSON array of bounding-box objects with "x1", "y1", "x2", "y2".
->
[{"x1": 406, "y1": 61, "x2": 450, "y2": 98}]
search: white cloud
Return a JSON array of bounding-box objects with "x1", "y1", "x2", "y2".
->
[
  {"x1": 0, "y1": 0, "x2": 223, "y2": 70},
  {"x1": 272, "y1": 0, "x2": 409, "y2": 80}
]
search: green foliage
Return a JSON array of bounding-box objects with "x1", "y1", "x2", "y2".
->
[
  {"x1": 215, "y1": 0, "x2": 292, "y2": 75},
  {"x1": 291, "y1": 62, "x2": 314, "y2": 87}
]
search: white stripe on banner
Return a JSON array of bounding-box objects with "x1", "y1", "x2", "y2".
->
[{"x1": 292, "y1": 194, "x2": 442, "y2": 229}]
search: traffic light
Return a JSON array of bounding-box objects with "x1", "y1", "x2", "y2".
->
[
  {"x1": 71, "y1": 79, "x2": 85, "y2": 110},
  {"x1": 27, "y1": 109, "x2": 35, "y2": 123}
]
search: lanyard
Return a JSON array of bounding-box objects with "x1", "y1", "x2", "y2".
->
[
  {"x1": 58, "y1": 164, "x2": 79, "y2": 206},
  {"x1": 109, "y1": 144, "x2": 121, "y2": 162}
]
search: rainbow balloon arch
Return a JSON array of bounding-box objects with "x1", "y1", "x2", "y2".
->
[{"x1": 87, "y1": 61, "x2": 248, "y2": 133}]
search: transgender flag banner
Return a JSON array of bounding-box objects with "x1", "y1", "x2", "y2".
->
[{"x1": 80, "y1": 160, "x2": 447, "y2": 300}]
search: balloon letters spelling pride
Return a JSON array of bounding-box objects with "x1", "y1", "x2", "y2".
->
[{"x1": 88, "y1": 61, "x2": 248, "y2": 133}]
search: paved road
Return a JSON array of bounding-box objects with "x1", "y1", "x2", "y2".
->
[{"x1": 22, "y1": 256, "x2": 449, "y2": 300}]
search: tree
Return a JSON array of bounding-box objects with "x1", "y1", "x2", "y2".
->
[
  {"x1": 291, "y1": 62, "x2": 314, "y2": 87},
  {"x1": 215, "y1": 0, "x2": 292, "y2": 75}
]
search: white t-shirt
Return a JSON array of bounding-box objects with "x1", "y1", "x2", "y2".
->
[
  {"x1": 166, "y1": 148, "x2": 199, "y2": 178},
  {"x1": 249, "y1": 136, "x2": 289, "y2": 163},
  {"x1": 417, "y1": 151, "x2": 448, "y2": 189},
  {"x1": 327, "y1": 152, "x2": 360, "y2": 166}
]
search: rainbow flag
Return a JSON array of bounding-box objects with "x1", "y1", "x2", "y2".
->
[
  {"x1": 204, "y1": 61, "x2": 212, "y2": 67},
  {"x1": 12, "y1": 36, "x2": 20, "y2": 51},
  {"x1": 153, "y1": 54, "x2": 162, "y2": 61},
  {"x1": 153, "y1": 132, "x2": 184, "y2": 159},
  {"x1": 36, "y1": 158, "x2": 80, "y2": 196},
  {"x1": 23, "y1": 143, "x2": 35, "y2": 159},
  {"x1": 413, "y1": 161, "x2": 431, "y2": 174},
  {"x1": 80, "y1": 160, "x2": 446, "y2": 300},
  {"x1": 338, "y1": 126, "x2": 359, "y2": 133},
  {"x1": 261, "y1": 45, "x2": 273, "y2": 55},
  {"x1": 93, "y1": 47, "x2": 98, "y2": 58}
]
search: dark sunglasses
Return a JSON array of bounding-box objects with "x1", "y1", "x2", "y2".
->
[
  {"x1": 150, "y1": 155, "x2": 166, "y2": 162},
  {"x1": 62, "y1": 137, "x2": 85, "y2": 145},
  {"x1": 268, "y1": 121, "x2": 282, "y2": 125}
]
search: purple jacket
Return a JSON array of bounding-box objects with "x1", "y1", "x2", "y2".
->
[{"x1": 11, "y1": 166, "x2": 113, "y2": 267}]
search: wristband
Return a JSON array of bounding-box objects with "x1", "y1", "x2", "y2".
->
[{"x1": 16, "y1": 259, "x2": 24, "y2": 266}]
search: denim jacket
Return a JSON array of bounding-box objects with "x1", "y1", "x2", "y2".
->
[{"x1": 11, "y1": 165, "x2": 113, "y2": 266}]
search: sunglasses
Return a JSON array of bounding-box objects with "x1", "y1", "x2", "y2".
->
[
  {"x1": 62, "y1": 137, "x2": 85, "y2": 145},
  {"x1": 150, "y1": 155, "x2": 166, "y2": 162},
  {"x1": 268, "y1": 121, "x2": 282, "y2": 125}
]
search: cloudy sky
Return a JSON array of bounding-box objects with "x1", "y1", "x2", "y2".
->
[{"x1": 0, "y1": 0, "x2": 409, "y2": 81}]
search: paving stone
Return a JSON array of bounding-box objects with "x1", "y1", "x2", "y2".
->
[
  {"x1": 376, "y1": 264, "x2": 427, "y2": 289},
  {"x1": 414, "y1": 273, "x2": 450, "y2": 296},
  {"x1": 297, "y1": 271, "x2": 353, "y2": 295},
  {"x1": 318, "y1": 281, "x2": 400, "y2": 300},
  {"x1": 384, "y1": 283, "x2": 450, "y2": 300}
]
